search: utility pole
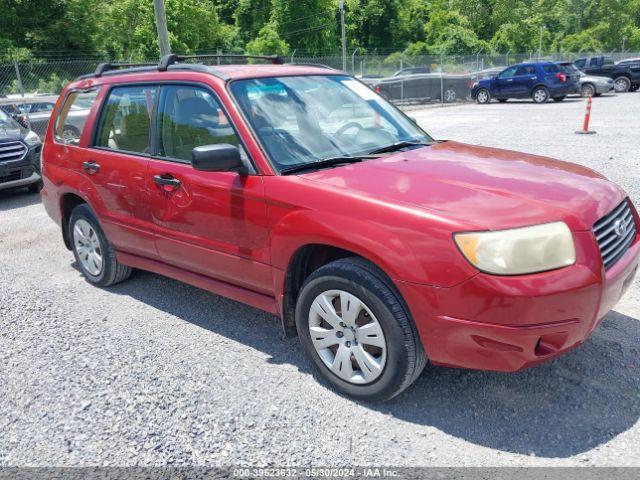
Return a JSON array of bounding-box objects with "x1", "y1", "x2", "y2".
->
[
  {"x1": 538, "y1": 26, "x2": 545, "y2": 60},
  {"x1": 153, "y1": 0, "x2": 171, "y2": 58},
  {"x1": 339, "y1": 1, "x2": 346, "y2": 71}
]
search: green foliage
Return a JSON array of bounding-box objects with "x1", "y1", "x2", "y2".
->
[
  {"x1": 245, "y1": 23, "x2": 290, "y2": 56},
  {"x1": 0, "y1": 0, "x2": 639, "y2": 60}
]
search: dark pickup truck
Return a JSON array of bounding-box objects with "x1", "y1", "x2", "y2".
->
[{"x1": 574, "y1": 56, "x2": 640, "y2": 92}]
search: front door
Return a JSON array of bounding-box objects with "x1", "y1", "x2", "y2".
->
[
  {"x1": 494, "y1": 66, "x2": 519, "y2": 96},
  {"x1": 146, "y1": 84, "x2": 272, "y2": 295}
]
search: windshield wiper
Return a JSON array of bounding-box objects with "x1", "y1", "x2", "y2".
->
[
  {"x1": 280, "y1": 155, "x2": 377, "y2": 175},
  {"x1": 368, "y1": 140, "x2": 431, "y2": 155}
]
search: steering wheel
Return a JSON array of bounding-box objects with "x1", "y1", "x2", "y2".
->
[{"x1": 335, "y1": 122, "x2": 363, "y2": 138}]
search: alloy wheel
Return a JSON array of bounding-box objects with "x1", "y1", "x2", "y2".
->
[
  {"x1": 308, "y1": 289, "x2": 387, "y2": 385},
  {"x1": 614, "y1": 77, "x2": 630, "y2": 93},
  {"x1": 476, "y1": 90, "x2": 489, "y2": 104},
  {"x1": 73, "y1": 219, "x2": 103, "y2": 276},
  {"x1": 444, "y1": 89, "x2": 457, "y2": 102},
  {"x1": 533, "y1": 88, "x2": 548, "y2": 103},
  {"x1": 581, "y1": 84, "x2": 595, "y2": 97}
]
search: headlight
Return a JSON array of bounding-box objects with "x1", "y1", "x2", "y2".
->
[
  {"x1": 454, "y1": 222, "x2": 576, "y2": 275},
  {"x1": 23, "y1": 130, "x2": 41, "y2": 147}
]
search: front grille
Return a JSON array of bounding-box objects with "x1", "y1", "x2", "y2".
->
[
  {"x1": 0, "y1": 141, "x2": 27, "y2": 163},
  {"x1": 0, "y1": 169, "x2": 22, "y2": 184},
  {"x1": 593, "y1": 199, "x2": 637, "y2": 270}
]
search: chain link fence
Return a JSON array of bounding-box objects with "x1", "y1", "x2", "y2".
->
[{"x1": 1, "y1": 52, "x2": 638, "y2": 138}]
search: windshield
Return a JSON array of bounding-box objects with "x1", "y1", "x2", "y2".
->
[{"x1": 229, "y1": 75, "x2": 432, "y2": 171}]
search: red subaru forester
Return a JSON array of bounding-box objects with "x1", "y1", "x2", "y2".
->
[{"x1": 41, "y1": 55, "x2": 639, "y2": 401}]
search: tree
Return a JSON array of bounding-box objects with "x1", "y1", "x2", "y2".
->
[{"x1": 245, "y1": 23, "x2": 290, "y2": 55}]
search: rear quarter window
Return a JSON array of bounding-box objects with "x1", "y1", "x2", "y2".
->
[
  {"x1": 54, "y1": 89, "x2": 100, "y2": 145},
  {"x1": 542, "y1": 64, "x2": 559, "y2": 74}
]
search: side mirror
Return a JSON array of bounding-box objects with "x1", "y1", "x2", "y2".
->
[
  {"x1": 410, "y1": 116, "x2": 417, "y2": 124},
  {"x1": 192, "y1": 144, "x2": 246, "y2": 174}
]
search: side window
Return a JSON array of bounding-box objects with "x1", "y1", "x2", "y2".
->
[
  {"x1": 499, "y1": 67, "x2": 517, "y2": 79},
  {"x1": 156, "y1": 85, "x2": 241, "y2": 162},
  {"x1": 95, "y1": 86, "x2": 157, "y2": 154},
  {"x1": 542, "y1": 64, "x2": 559, "y2": 74},
  {"x1": 515, "y1": 66, "x2": 535, "y2": 76},
  {"x1": 54, "y1": 88, "x2": 100, "y2": 145}
]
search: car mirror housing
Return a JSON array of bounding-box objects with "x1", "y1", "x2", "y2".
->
[{"x1": 192, "y1": 144, "x2": 247, "y2": 174}]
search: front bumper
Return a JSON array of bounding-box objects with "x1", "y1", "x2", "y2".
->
[
  {"x1": 0, "y1": 144, "x2": 42, "y2": 191},
  {"x1": 399, "y1": 230, "x2": 640, "y2": 372},
  {"x1": 595, "y1": 83, "x2": 614, "y2": 94}
]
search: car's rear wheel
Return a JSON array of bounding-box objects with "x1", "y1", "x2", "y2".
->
[
  {"x1": 476, "y1": 88, "x2": 491, "y2": 104},
  {"x1": 581, "y1": 83, "x2": 596, "y2": 97},
  {"x1": 443, "y1": 88, "x2": 457, "y2": 103},
  {"x1": 552, "y1": 95, "x2": 566, "y2": 102},
  {"x1": 69, "y1": 204, "x2": 132, "y2": 287},
  {"x1": 295, "y1": 258, "x2": 426, "y2": 402},
  {"x1": 532, "y1": 86, "x2": 549, "y2": 103},
  {"x1": 629, "y1": 84, "x2": 639, "y2": 92},
  {"x1": 614, "y1": 76, "x2": 631, "y2": 93}
]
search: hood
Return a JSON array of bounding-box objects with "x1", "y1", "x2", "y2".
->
[
  {"x1": 301, "y1": 141, "x2": 625, "y2": 231},
  {"x1": 0, "y1": 124, "x2": 26, "y2": 142}
]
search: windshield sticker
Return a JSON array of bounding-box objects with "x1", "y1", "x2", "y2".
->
[{"x1": 341, "y1": 79, "x2": 379, "y2": 101}]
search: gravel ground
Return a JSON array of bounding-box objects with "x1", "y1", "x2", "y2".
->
[{"x1": 1, "y1": 93, "x2": 639, "y2": 467}]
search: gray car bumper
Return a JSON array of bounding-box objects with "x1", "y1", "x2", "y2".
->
[{"x1": 0, "y1": 171, "x2": 41, "y2": 190}]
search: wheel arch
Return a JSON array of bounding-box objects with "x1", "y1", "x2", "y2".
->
[{"x1": 60, "y1": 192, "x2": 88, "y2": 249}]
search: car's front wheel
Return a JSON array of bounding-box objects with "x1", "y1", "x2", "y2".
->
[
  {"x1": 475, "y1": 88, "x2": 491, "y2": 104},
  {"x1": 532, "y1": 86, "x2": 549, "y2": 103},
  {"x1": 69, "y1": 204, "x2": 132, "y2": 287},
  {"x1": 295, "y1": 258, "x2": 426, "y2": 402},
  {"x1": 581, "y1": 83, "x2": 596, "y2": 97}
]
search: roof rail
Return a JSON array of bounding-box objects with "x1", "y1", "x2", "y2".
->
[
  {"x1": 94, "y1": 62, "x2": 157, "y2": 77},
  {"x1": 157, "y1": 54, "x2": 284, "y2": 71},
  {"x1": 286, "y1": 62, "x2": 335, "y2": 70}
]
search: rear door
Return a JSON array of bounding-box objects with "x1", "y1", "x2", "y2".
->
[
  {"x1": 82, "y1": 85, "x2": 159, "y2": 259},
  {"x1": 510, "y1": 65, "x2": 537, "y2": 96},
  {"x1": 145, "y1": 83, "x2": 272, "y2": 294}
]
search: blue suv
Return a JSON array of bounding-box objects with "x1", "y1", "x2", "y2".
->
[{"x1": 472, "y1": 62, "x2": 580, "y2": 104}]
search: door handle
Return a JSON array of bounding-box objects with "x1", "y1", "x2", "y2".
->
[
  {"x1": 153, "y1": 174, "x2": 181, "y2": 192},
  {"x1": 507, "y1": 78, "x2": 513, "y2": 82},
  {"x1": 82, "y1": 161, "x2": 100, "y2": 174}
]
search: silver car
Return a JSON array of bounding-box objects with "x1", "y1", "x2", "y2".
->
[{"x1": 557, "y1": 62, "x2": 614, "y2": 97}]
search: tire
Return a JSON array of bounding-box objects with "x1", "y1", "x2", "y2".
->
[
  {"x1": 613, "y1": 76, "x2": 631, "y2": 93},
  {"x1": 62, "y1": 126, "x2": 81, "y2": 144},
  {"x1": 552, "y1": 95, "x2": 566, "y2": 102},
  {"x1": 475, "y1": 88, "x2": 491, "y2": 104},
  {"x1": 443, "y1": 88, "x2": 457, "y2": 103},
  {"x1": 27, "y1": 180, "x2": 43, "y2": 194},
  {"x1": 629, "y1": 84, "x2": 639, "y2": 92},
  {"x1": 68, "y1": 204, "x2": 132, "y2": 287},
  {"x1": 580, "y1": 83, "x2": 595, "y2": 97},
  {"x1": 497, "y1": 99, "x2": 508, "y2": 103},
  {"x1": 532, "y1": 86, "x2": 549, "y2": 103},
  {"x1": 295, "y1": 258, "x2": 426, "y2": 402}
]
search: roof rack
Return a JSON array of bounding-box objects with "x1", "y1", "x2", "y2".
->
[
  {"x1": 158, "y1": 54, "x2": 284, "y2": 71},
  {"x1": 286, "y1": 62, "x2": 335, "y2": 70},
  {"x1": 93, "y1": 62, "x2": 157, "y2": 77}
]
